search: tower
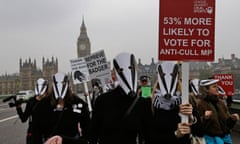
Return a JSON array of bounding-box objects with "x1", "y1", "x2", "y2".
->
[
  {"x1": 42, "y1": 56, "x2": 58, "y2": 83},
  {"x1": 77, "y1": 18, "x2": 91, "y2": 58},
  {"x1": 19, "y1": 58, "x2": 41, "y2": 90}
]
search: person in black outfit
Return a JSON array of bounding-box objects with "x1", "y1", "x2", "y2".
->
[
  {"x1": 136, "y1": 75, "x2": 152, "y2": 144},
  {"x1": 35, "y1": 72, "x2": 91, "y2": 144},
  {"x1": 16, "y1": 78, "x2": 49, "y2": 144},
  {"x1": 150, "y1": 61, "x2": 195, "y2": 144},
  {"x1": 88, "y1": 53, "x2": 153, "y2": 144},
  {"x1": 188, "y1": 78, "x2": 205, "y2": 140},
  {"x1": 90, "y1": 79, "x2": 103, "y2": 107},
  {"x1": 137, "y1": 75, "x2": 151, "y2": 97}
]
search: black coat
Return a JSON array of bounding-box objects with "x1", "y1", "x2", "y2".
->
[
  {"x1": 34, "y1": 94, "x2": 90, "y2": 144},
  {"x1": 88, "y1": 86, "x2": 153, "y2": 144},
  {"x1": 16, "y1": 96, "x2": 40, "y2": 144},
  {"x1": 150, "y1": 107, "x2": 191, "y2": 144}
]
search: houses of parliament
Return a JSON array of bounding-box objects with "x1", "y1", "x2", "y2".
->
[
  {"x1": 0, "y1": 19, "x2": 90, "y2": 95},
  {"x1": 1, "y1": 19, "x2": 240, "y2": 95}
]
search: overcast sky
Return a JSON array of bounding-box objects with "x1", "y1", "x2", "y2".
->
[{"x1": 0, "y1": 0, "x2": 239, "y2": 75}]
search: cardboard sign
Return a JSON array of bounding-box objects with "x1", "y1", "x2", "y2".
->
[
  {"x1": 214, "y1": 74, "x2": 234, "y2": 96},
  {"x1": 84, "y1": 50, "x2": 111, "y2": 86},
  {"x1": 70, "y1": 57, "x2": 90, "y2": 84},
  {"x1": 159, "y1": 0, "x2": 215, "y2": 61},
  {"x1": 70, "y1": 50, "x2": 111, "y2": 85}
]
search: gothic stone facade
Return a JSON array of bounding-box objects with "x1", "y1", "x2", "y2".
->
[{"x1": 0, "y1": 57, "x2": 58, "y2": 95}]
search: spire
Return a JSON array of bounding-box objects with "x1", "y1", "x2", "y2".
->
[
  {"x1": 77, "y1": 16, "x2": 91, "y2": 57},
  {"x1": 80, "y1": 16, "x2": 87, "y2": 35}
]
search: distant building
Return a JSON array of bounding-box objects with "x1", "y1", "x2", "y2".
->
[
  {"x1": 1, "y1": 17, "x2": 240, "y2": 94},
  {"x1": 138, "y1": 58, "x2": 157, "y2": 86},
  {"x1": 0, "y1": 57, "x2": 58, "y2": 95},
  {"x1": 77, "y1": 18, "x2": 91, "y2": 58},
  {"x1": 189, "y1": 61, "x2": 210, "y2": 79},
  {"x1": 0, "y1": 73, "x2": 19, "y2": 95},
  {"x1": 71, "y1": 18, "x2": 92, "y2": 93},
  {"x1": 211, "y1": 54, "x2": 240, "y2": 74}
]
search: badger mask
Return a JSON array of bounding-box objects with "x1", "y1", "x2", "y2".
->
[
  {"x1": 217, "y1": 85, "x2": 226, "y2": 96},
  {"x1": 153, "y1": 61, "x2": 181, "y2": 110},
  {"x1": 113, "y1": 53, "x2": 137, "y2": 97},
  {"x1": 52, "y1": 72, "x2": 69, "y2": 99},
  {"x1": 190, "y1": 78, "x2": 200, "y2": 96},
  {"x1": 35, "y1": 78, "x2": 48, "y2": 96}
]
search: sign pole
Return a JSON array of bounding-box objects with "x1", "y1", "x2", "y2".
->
[
  {"x1": 83, "y1": 82, "x2": 92, "y2": 112},
  {"x1": 181, "y1": 62, "x2": 189, "y2": 123}
]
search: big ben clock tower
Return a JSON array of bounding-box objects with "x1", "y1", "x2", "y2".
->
[{"x1": 77, "y1": 19, "x2": 91, "y2": 58}]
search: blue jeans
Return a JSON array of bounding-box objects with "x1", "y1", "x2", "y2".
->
[{"x1": 204, "y1": 134, "x2": 232, "y2": 144}]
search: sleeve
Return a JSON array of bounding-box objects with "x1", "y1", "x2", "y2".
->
[
  {"x1": 16, "y1": 98, "x2": 35, "y2": 122},
  {"x1": 190, "y1": 106, "x2": 204, "y2": 137},
  {"x1": 79, "y1": 100, "x2": 91, "y2": 140},
  {"x1": 88, "y1": 95, "x2": 103, "y2": 144},
  {"x1": 61, "y1": 98, "x2": 91, "y2": 144},
  {"x1": 224, "y1": 103, "x2": 237, "y2": 129},
  {"x1": 138, "y1": 98, "x2": 154, "y2": 144}
]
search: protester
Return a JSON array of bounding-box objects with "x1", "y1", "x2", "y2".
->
[
  {"x1": 137, "y1": 75, "x2": 151, "y2": 97},
  {"x1": 197, "y1": 78, "x2": 239, "y2": 144},
  {"x1": 91, "y1": 79, "x2": 103, "y2": 107},
  {"x1": 16, "y1": 78, "x2": 49, "y2": 144},
  {"x1": 151, "y1": 61, "x2": 195, "y2": 144},
  {"x1": 35, "y1": 72, "x2": 90, "y2": 144},
  {"x1": 88, "y1": 52, "x2": 153, "y2": 144},
  {"x1": 136, "y1": 75, "x2": 152, "y2": 144},
  {"x1": 188, "y1": 78, "x2": 206, "y2": 144},
  {"x1": 104, "y1": 68, "x2": 119, "y2": 91}
]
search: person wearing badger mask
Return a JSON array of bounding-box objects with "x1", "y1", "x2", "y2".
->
[
  {"x1": 151, "y1": 61, "x2": 195, "y2": 144},
  {"x1": 88, "y1": 52, "x2": 153, "y2": 144},
  {"x1": 16, "y1": 78, "x2": 48, "y2": 144},
  {"x1": 35, "y1": 72, "x2": 90, "y2": 144},
  {"x1": 188, "y1": 78, "x2": 206, "y2": 143}
]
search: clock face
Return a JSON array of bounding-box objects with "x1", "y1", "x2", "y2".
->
[{"x1": 79, "y1": 44, "x2": 86, "y2": 50}]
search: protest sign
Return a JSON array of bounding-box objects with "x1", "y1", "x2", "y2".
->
[
  {"x1": 70, "y1": 57, "x2": 90, "y2": 84},
  {"x1": 159, "y1": 0, "x2": 215, "y2": 61},
  {"x1": 84, "y1": 50, "x2": 111, "y2": 86},
  {"x1": 214, "y1": 74, "x2": 234, "y2": 96}
]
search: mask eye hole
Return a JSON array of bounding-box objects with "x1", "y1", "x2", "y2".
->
[
  {"x1": 159, "y1": 72, "x2": 165, "y2": 77},
  {"x1": 117, "y1": 68, "x2": 123, "y2": 73},
  {"x1": 61, "y1": 81, "x2": 66, "y2": 86},
  {"x1": 128, "y1": 65, "x2": 134, "y2": 70}
]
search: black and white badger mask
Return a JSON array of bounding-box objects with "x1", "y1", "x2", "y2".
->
[
  {"x1": 113, "y1": 53, "x2": 138, "y2": 97},
  {"x1": 190, "y1": 78, "x2": 200, "y2": 96},
  {"x1": 35, "y1": 78, "x2": 48, "y2": 96},
  {"x1": 153, "y1": 61, "x2": 181, "y2": 110},
  {"x1": 52, "y1": 72, "x2": 69, "y2": 100},
  {"x1": 217, "y1": 85, "x2": 226, "y2": 96}
]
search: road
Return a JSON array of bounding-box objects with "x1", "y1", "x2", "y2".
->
[
  {"x1": 0, "y1": 102, "x2": 240, "y2": 144},
  {"x1": 0, "y1": 102, "x2": 26, "y2": 144}
]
